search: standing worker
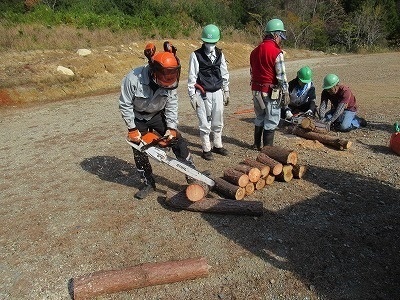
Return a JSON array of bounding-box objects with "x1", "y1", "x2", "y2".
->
[
  {"x1": 119, "y1": 42, "x2": 196, "y2": 199},
  {"x1": 188, "y1": 24, "x2": 230, "y2": 161},
  {"x1": 319, "y1": 73, "x2": 367, "y2": 131},
  {"x1": 250, "y1": 18, "x2": 290, "y2": 149}
]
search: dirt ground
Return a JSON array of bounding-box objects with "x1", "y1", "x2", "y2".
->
[{"x1": 0, "y1": 47, "x2": 399, "y2": 300}]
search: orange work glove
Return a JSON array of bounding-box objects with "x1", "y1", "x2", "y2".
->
[
  {"x1": 127, "y1": 128, "x2": 142, "y2": 144},
  {"x1": 163, "y1": 129, "x2": 178, "y2": 140}
]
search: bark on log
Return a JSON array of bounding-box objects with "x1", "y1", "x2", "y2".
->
[
  {"x1": 256, "y1": 153, "x2": 283, "y2": 175},
  {"x1": 233, "y1": 164, "x2": 261, "y2": 183},
  {"x1": 245, "y1": 182, "x2": 255, "y2": 195},
  {"x1": 292, "y1": 164, "x2": 307, "y2": 179},
  {"x1": 288, "y1": 126, "x2": 352, "y2": 150},
  {"x1": 276, "y1": 164, "x2": 293, "y2": 182},
  {"x1": 242, "y1": 158, "x2": 270, "y2": 178},
  {"x1": 165, "y1": 189, "x2": 264, "y2": 216},
  {"x1": 254, "y1": 178, "x2": 266, "y2": 190},
  {"x1": 300, "y1": 117, "x2": 330, "y2": 134},
  {"x1": 73, "y1": 257, "x2": 210, "y2": 299},
  {"x1": 260, "y1": 145, "x2": 298, "y2": 165},
  {"x1": 213, "y1": 177, "x2": 246, "y2": 200},
  {"x1": 264, "y1": 174, "x2": 275, "y2": 185},
  {"x1": 222, "y1": 168, "x2": 250, "y2": 187},
  {"x1": 186, "y1": 180, "x2": 210, "y2": 202}
]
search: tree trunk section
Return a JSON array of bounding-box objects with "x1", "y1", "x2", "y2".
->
[
  {"x1": 222, "y1": 168, "x2": 249, "y2": 187},
  {"x1": 186, "y1": 180, "x2": 210, "y2": 202},
  {"x1": 165, "y1": 190, "x2": 264, "y2": 216},
  {"x1": 300, "y1": 117, "x2": 330, "y2": 134},
  {"x1": 233, "y1": 164, "x2": 261, "y2": 183},
  {"x1": 73, "y1": 257, "x2": 210, "y2": 299},
  {"x1": 288, "y1": 126, "x2": 352, "y2": 150},
  {"x1": 256, "y1": 153, "x2": 283, "y2": 175},
  {"x1": 260, "y1": 146, "x2": 298, "y2": 165},
  {"x1": 264, "y1": 174, "x2": 275, "y2": 185},
  {"x1": 292, "y1": 164, "x2": 307, "y2": 179},
  {"x1": 213, "y1": 177, "x2": 246, "y2": 200},
  {"x1": 276, "y1": 164, "x2": 293, "y2": 182},
  {"x1": 245, "y1": 182, "x2": 255, "y2": 195},
  {"x1": 242, "y1": 158, "x2": 270, "y2": 178},
  {"x1": 254, "y1": 178, "x2": 266, "y2": 190}
]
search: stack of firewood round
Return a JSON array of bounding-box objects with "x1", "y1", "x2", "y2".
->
[{"x1": 186, "y1": 145, "x2": 307, "y2": 202}]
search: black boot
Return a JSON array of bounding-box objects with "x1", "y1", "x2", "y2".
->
[
  {"x1": 252, "y1": 126, "x2": 263, "y2": 150},
  {"x1": 134, "y1": 175, "x2": 156, "y2": 199},
  {"x1": 263, "y1": 129, "x2": 275, "y2": 146}
]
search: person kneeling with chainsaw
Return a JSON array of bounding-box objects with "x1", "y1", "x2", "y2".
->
[
  {"x1": 281, "y1": 66, "x2": 316, "y2": 119},
  {"x1": 119, "y1": 42, "x2": 196, "y2": 199},
  {"x1": 188, "y1": 24, "x2": 230, "y2": 161}
]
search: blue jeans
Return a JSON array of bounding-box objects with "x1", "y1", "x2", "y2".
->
[{"x1": 325, "y1": 110, "x2": 360, "y2": 131}]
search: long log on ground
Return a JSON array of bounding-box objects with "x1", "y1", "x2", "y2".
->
[
  {"x1": 222, "y1": 168, "x2": 249, "y2": 187},
  {"x1": 245, "y1": 182, "x2": 255, "y2": 195},
  {"x1": 288, "y1": 126, "x2": 352, "y2": 150},
  {"x1": 300, "y1": 117, "x2": 330, "y2": 134},
  {"x1": 256, "y1": 153, "x2": 283, "y2": 176},
  {"x1": 165, "y1": 189, "x2": 264, "y2": 216},
  {"x1": 292, "y1": 164, "x2": 307, "y2": 179},
  {"x1": 260, "y1": 145, "x2": 298, "y2": 165},
  {"x1": 186, "y1": 180, "x2": 210, "y2": 202},
  {"x1": 242, "y1": 158, "x2": 270, "y2": 178},
  {"x1": 264, "y1": 174, "x2": 275, "y2": 185},
  {"x1": 73, "y1": 257, "x2": 210, "y2": 299},
  {"x1": 254, "y1": 178, "x2": 266, "y2": 190},
  {"x1": 213, "y1": 177, "x2": 246, "y2": 200},
  {"x1": 276, "y1": 164, "x2": 293, "y2": 182},
  {"x1": 233, "y1": 164, "x2": 261, "y2": 183}
]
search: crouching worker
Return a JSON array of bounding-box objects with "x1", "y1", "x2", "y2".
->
[
  {"x1": 119, "y1": 42, "x2": 196, "y2": 199},
  {"x1": 319, "y1": 74, "x2": 367, "y2": 132}
]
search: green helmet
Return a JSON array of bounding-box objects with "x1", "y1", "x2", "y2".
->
[
  {"x1": 322, "y1": 74, "x2": 340, "y2": 90},
  {"x1": 201, "y1": 24, "x2": 220, "y2": 43},
  {"x1": 265, "y1": 18, "x2": 286, "y2": 33},
  {"x1": 297, "y1": 66, "x2": 312, "y2": 83}
]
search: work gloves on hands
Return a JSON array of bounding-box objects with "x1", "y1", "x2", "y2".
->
[
  {"x1": 223, "y1": 90, "x2": 230, "y2": 106},
  {"x1": 305, "y1": 109, "x2": 313, "y2": 116},
  {"x1": 163, "y1": 129, "x2": 178, "y2": 140},
  {"x1": 128, "y1": 128, "x2": 141, "y2": 144},
  {"x1": 190, "y1": 95, "x2": 200, "y2": 110}
]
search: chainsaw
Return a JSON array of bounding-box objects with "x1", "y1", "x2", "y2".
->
[
  {"x1": 283, "y1": 112, "x2": 330, "y2": 133},
  {"x1": 126, "y1": 131, "x2": 215, "y2": 187}
]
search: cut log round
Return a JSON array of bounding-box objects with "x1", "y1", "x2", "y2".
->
[
  {"x1": 254, "y1": 178, "x2": 266, "y2": 190},
  {"x1": 276, "y1": 164, "x2": 293, "y2": 182},
  {"x1": 300, "y1": 117, "x2": 330, "y2": 134},
  {"x1": 165, "y1": 189, "x2": 264, "y2": 216},
  {"x1": 222, "y1": 168, "x2": 250, "y2": 187},
  {"x1": 186, "y1": 180, "x2": 210, "y2": 202},
  {"x1": 242, "y1": 158, "x2": 270, "y2": 178},
  {"x1": 260, "y1": 145, "x2": 298, "y2": 165},
  {"x1": 264, "y1": 174, "x2": 275, "y2": 185},
  {"x1": 233, "y1": 164, "x2": 261, "y2": 183},
  {"x1": 213, "y1": 177, "x2": 246, "y2": 200},
  {"x1": 245, "y1": 182, "x2": 255, "y2": 195},
  {"x1": 256, "y1": 153, "x2": 283, "y2": 176},
  {"x1": 292, "y1": 164, "x2": 307, "y2": 179},
  {"x1": 73, "y1": 257, "x2": 210, "y2": 299}
]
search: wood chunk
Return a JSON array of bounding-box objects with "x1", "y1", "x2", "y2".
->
[
  {"x1": 254, "y1": 178, "x2": 266, "y2": 190},
  {"x1": 276, "y1": 164, "x2": 293, "y2": 182},
  {"x1": 233, "y1": 164, "x2": 261, "y2": 183},
  {"x1": 186, "y1": 180, "x2": 210, "y2": 202},
  {"x1": 264, "y1": 174, "x2": 275, "y2": 185},
  {"x1": 260, "y1": 145, "x2": 298, "y2": 165},
  {"x1": 292, "y1": 164, "x2": 307, "y2": 179},
  {"x1": 256, "y1": 153, "x2": 283, "y2": 175},
  {"x1": 242, "y1": 158, "x2": 270, "y2": 178},
  {"x1": 213, "y1": 177, "x2": 246, "y2": 200},
  {"x1": 245, "y1": 182, "x2": 255, "y2": 195},
  {"x1": 222, "y1": 168, "x2": 250, "y2": 187}
]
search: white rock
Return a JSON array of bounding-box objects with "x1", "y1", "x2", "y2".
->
[
  {"x1": 76, "y1": 49, "x2": 92, "y2": 56},
  {"x1": 56, "y1": 66, "x2": 74, "y2": 76}
]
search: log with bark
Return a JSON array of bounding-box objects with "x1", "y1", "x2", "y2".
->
[
  {"x1": 254, "y1": 178, "x2": 266, "y2": 190},
  {"x1": 73, "y1": 257, "x2": 210, "y2": 299},
  {"x1": 244, "y1": 182, "x2": 255, "y2": 195},
  {"x1": 288, "y1": 126, "x2": 352, "y2": 150},
  {"x1": 300, "y1": 117, "x2": 330, "y2": 134},
  {"x1": 242, "y1": 158, "x2": 270, "y2": 178},
  {"x1": 264, "y1": 174, "x2": 275, "y2": 185},
  {"x1": 186, "y1": 180, "x2": 210, "y2": 202},
  {"x1": 233, "y1": 164, "x2": 261, "y2": 183},
  {"x1": 165, "y1": 189, "x2": 264, "y2": 216},
  {"x1": 260, "y1": 145, "x2": 298, "y2": 165},
  {"x1": 292, "y1": 164, "x2": 307, "y2": 179},
  {"x1": 256, "y1": 153, "x2": 283, "y2": 175},
  {"x1": 213, "y1": 177, "x2": 246, "y2": 200},
  {"x1": 276, "y1": 164, "x2": 293, "y2": 182},
  {"x1": 222, "y1": 168, "x2": 250, "y2": 187}
]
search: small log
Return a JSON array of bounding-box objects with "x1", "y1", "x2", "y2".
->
[
  {"x1": 186, "y1": 180, "x2": 210, "y2": 202},
  {"x1": 292, "y1": 164, "x2": 307, "y2": 179},
  {"x1": 245, "y1": 182, "x2": 255, "y2": 195},
  {"x1": 276, "y1": 164, "x2": 293, "y2": 182},
  {"x1": 165, "y1": 189, "x2": 264, "y2": 216},
  {"x1": 300, "y1": 117, "x2": 330, "y2": 134},
  {"x1": 256, "y1": 153, "x2": 283, "y2": 175},
  {"x1": 260, "y1": 145, "x2": 298, "y2": 165},
  {"x1": 288, "y1": 126, "x2": 352, "y2": 150},
  {"x1": 222, "y1": 168, "x2": 249, "y2": 187},
  {"x1": 264, "y1": 174, "x2": 275, "y2": 185},
  {"x1": 73, "y1": 257, "x2": 210, "y2": 299},
  {"x1": 254, "y1": 178, "x2": 266, "y2": 190},
  {"x1": 234, "y1": 164, "x2": 261, "y2": 183},
  {"x1": 213, "y1": 177, "x2": 246, "y2": 200},
  {"x1": 242, "y1": 158, "x2": 270, "y2": 178}
]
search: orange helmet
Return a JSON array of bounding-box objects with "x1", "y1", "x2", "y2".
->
[{"x1": 150, "y1": 51, "x2": 181, "y2": 89}]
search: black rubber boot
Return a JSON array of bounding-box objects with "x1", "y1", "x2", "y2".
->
[
  {"x1": 134, "y1": 176, "x2": 156, "y2": 199},
  {"x1": 263, "y1": 129, "x2": 275, "y2": 146},
  {"x1": 252, "y1": 126, "x2": 263, "y2": 150}
]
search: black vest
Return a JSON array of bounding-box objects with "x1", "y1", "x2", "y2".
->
[{"x1": 194, "y1": 45, "x2": 223, "y2": 92}]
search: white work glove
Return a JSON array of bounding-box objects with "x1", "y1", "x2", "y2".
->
[
  {"x1": 190, "y1": 95, "x2": 199, "y2": 110},
  {"x1": 223, "y1": 90, "x2": 230, "y2": 106},
  {"x1": 305, "y1": 109, "x2": 313, "y2": 116},
  {"x1": 285, "y1": 110, "x2": 293, "y2": 119}
]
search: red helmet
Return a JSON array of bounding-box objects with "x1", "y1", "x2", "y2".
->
[{"x1": 150, "y1": 51, "x2": 181, "y2": 89}]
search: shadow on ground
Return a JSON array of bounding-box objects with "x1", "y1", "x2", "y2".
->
[{"x1": 201, "y1": 166, "x2": 400, "y2": 299}]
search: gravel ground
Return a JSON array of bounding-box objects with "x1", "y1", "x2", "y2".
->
[{"x1": 0, "y1": 52, "x2": 399, "y2": 300}]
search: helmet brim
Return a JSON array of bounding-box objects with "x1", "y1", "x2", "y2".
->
[{"x1": 201, "y1": 37, "x2": 219, "y2": 43}]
